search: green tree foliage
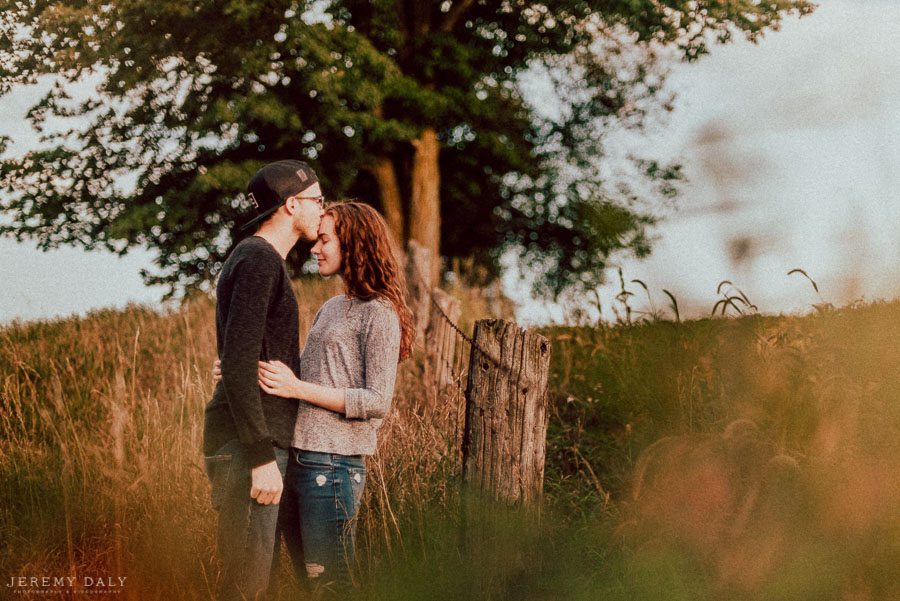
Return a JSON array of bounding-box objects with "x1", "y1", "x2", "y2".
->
[{"x1": 0, "y1": 0, "x2": 813, "y2": 297}]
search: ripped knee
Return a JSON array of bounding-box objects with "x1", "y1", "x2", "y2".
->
[{"x1": 305, "y1": 562, "x2": 325, "y2": 579}]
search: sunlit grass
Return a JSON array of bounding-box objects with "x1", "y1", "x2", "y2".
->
[
  {"x1": 3, "y1": 283, "x2": 900, "y2": 600},
  {"x1": 544, "y1": 300, "x2": 900, "y2": 600}
]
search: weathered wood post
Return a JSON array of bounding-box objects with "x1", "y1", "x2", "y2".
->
[
  {"x1": 405, "y1": 239, "x2": 435, "y2": 346},
  {"x1": 461, "y1": 319, "x2": 552, "y2": 505},
  {"x1": 424, "y1": 288, "x2": 461, "y2": 391}
]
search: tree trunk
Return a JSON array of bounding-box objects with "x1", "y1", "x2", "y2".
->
[
  {"x1": 370, "y1": 156, "x2": 405, "y2": 250},
  {"x1": 409, "y1": 127, "x2": 441, "y2": 287}
]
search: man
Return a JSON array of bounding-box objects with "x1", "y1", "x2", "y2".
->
[{"x1": 203, "y1": 160, "x2": 324, "y2": 601}]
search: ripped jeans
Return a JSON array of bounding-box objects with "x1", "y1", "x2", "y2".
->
[{"x1": 280, "y1": 449, "x2": 366, "y2": 593}]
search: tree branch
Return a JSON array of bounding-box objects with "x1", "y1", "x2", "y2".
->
[{"x1": 439, "y1": 0, "x2": 478, "y2": 32}]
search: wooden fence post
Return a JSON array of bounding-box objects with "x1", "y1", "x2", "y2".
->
[
  {"x1": 405, "y1": 239, "x2": 435, "y2": 346},
  {"x1": 424, "y1": 289, "x2": 461, "y2": 391},
  {"x1": 462, "y1": 319, "x2": 552, "y2": 505}
]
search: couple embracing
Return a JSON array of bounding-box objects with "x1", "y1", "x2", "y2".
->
[{"x1": 202, "y1": 160, "x2": 414, "y2": 600}]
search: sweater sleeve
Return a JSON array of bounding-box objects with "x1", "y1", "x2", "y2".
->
[
  {"x1": 220, "y1": 248, "x2": 280, "y2": 467},
  {"x1": 343, "y1": 303, "x2": 401, "y2": 420}
]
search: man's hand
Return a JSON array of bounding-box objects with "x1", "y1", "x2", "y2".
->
[
  {"x1": 250, "y1": 460, "x2": 283, "y2": 505},
  {"x1": 213, "y1": 359, "x2": 222, "y2": 382}
]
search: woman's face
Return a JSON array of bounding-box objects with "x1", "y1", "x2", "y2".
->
[{"x1": 311, "y1": 214, "x2": 342, "y2": 276}]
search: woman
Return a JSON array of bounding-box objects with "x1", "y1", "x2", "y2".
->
[{"x1": 216, "y1": 201, "x2": 414, "y2": 592}]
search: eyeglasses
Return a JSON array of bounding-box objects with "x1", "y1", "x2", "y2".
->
[{"x1": 293, "y1": 194, "x2": 325, "y2": 209}]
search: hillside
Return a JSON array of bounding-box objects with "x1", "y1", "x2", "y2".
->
[{"x1": 2, "y1": 287, "x2": 900, "y2": 600}]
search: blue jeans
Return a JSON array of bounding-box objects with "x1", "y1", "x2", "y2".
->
[
  {"x1": 204, "y1": 440, "x2": 289, "y2": 601},
  {"x1": 280, "y1": 449, "x2": 366, "y2": 593}
]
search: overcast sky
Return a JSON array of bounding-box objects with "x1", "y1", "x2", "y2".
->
[
  {"x1": 513, "y1": 0, "x2": 900, "y2": 323},
  {"x1": 2, "y1": 0, "x2": 899, "y2": 325}
]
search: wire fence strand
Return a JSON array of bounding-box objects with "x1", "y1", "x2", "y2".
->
[
  {"x1": 427, "y1": 294, "x2": 543, "y2": 396},
  {"x1": 428, "y1": 295, "x2": 502, "y2": 369}
]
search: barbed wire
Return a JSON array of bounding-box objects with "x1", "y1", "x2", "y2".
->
[
  {"x1": 428, "y1": 295, "x2": 502, "y2": 370},
  {"x1": 426, "y1": 294, "x2": 545, "y2": 395}
]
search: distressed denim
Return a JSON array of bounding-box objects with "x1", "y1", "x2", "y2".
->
[
  {"x1": 204, "y1": 439, "x2": 289, "y2": 601},
  {"x1": 281, "y1": 449, "x2": 366, "y2": 594}
]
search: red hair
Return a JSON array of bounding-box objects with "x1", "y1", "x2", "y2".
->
[{"x1": 327, "y1": 202, "x2": 415, "y2": 360}]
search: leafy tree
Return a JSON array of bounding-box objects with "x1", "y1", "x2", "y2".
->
[{"x1": 0, "y1": 0, "x2": 813, "y2": 298}]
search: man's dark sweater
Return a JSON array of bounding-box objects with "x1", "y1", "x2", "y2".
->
[{"x1": 203, "y1": 236, "x2": 301, "y2": 468}]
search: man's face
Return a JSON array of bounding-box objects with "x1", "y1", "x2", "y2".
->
[{"x1": 287, "y1": 182, "x2": 325, "y2": 242}]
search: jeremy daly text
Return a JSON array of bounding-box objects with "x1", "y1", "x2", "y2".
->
[{"x1": 6, "y1": 575, "x2": 127, "y2": 590}]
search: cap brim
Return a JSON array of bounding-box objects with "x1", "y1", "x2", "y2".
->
[{"x1": 239, "y1": 203, "x2": 282, "y2": 231}]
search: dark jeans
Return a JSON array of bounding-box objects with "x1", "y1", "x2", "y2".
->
[
  {"x1": 204, "y1": 439, "x2": 289, "y2": 601},
  {"x1": 280, "y1": 449, "x2": 366, "y2": 594}
]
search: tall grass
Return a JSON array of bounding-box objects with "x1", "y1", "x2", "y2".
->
[
  {"x1": 0, "y1": 279, "x2": 345, "y2": 599},
  {"x1": 4, "y1": 283, "x2": 900, "y2": 600},
  {"x1": 543, "y1": 300, "x2": 900, "y2": 600},
  {"x1": 1, "y1": 297, "x2": 218, "y2": 599},
  {"x1": 0, "y1": 277, "x2": 501, "y2": 600}
]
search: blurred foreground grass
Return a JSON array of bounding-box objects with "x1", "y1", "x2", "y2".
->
[{"x1": 2, "y1": 284, "x2": 900, "y2": 600}]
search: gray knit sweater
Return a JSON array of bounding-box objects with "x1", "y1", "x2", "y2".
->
[{"x1": 293, "y1": 295, "x2": 401, "y2": 455}]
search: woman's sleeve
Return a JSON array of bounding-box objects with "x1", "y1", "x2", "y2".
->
[{"x1": 343, "y1": 304, "x2": 401, "y2": 420}]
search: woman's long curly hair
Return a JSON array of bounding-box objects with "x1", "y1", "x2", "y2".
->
[{"x1": 327, "y1": 202, "x2": 415, "y2": 360}]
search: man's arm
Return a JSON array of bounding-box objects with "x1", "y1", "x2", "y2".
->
[
  {"x1": 220, "y1": 249, "x2": 279, "y2": 468},
  {"x1": 220, "y1": 250, "x2": 286, "y2": 504}
]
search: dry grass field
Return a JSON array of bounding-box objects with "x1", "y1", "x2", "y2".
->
[{"x1": 2, "y1": 281, "x2": 900, "y2": 600}]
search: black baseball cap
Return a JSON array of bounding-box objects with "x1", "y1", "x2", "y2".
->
[{"x1": 240, "y1": 160, "x2": 319, "y2": 231}]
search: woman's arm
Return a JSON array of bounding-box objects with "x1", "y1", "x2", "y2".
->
[
  {"x1": 257, "y1": 360, "x2": 346, "y2": 413},
  {"x1": 218, "y1": 358, "x2": 347, "y2": 412},
  {"x1": 258, "y1": 305, "x2": 400, "y2": 419},
  {"x1": 342, "y1": 307, "x2": 401, "y2": 420}
]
